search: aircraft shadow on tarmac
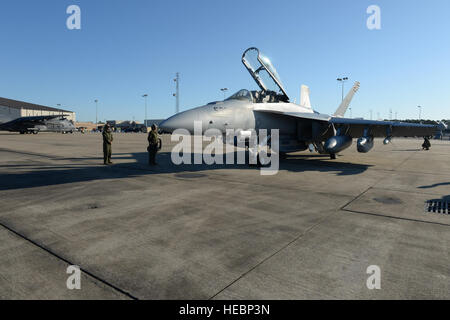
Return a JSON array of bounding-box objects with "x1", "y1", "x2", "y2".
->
[
  {"x1": 423, "y1": 195, "x2": 450, "y2": 214},
  {"x1": 391, "y1": 149, "x2": 422, "y2": 152},
  {"x1": 427, "y1": 195, "x2": 450, "y2": 202},
  {"x1": 0, "y1": 151, "x2": 371, "y2": 190},
  {"x1": 418, "y1": 182, "x2": 450, "y2": 214},
  {"x1": 418, "y1": 182, "x2": 450, "y2": 189}
]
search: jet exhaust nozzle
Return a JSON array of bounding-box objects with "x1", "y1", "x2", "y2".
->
[
  {"x1": 357, "y1": 136, "x2": 374, "y2": 153},
  {"x1": 324, "y1": 135, "x2": 352, "y2": 154}
]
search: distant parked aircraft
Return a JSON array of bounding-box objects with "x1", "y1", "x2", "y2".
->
[{"x1": 0, "y1": 114, "x2": 75, "y2": 134}]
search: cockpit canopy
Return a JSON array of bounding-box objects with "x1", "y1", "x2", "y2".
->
[
  {"x1": 242, "y1": 47, "x2": 289, "y2": 102},
  {"x1": 225, "y1": 89, "x2": 288, "y2": 104}
]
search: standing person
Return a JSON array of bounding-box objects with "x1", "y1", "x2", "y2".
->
[
  {"x1": 147, "y1": 124, "x2": 159, "y2": 165},
  {"x1": 102, "y1": 124, "x2": 114, "y2": 165},
  {"x1": 422, "y1": 136, "x2": 431, "y2": 151}
]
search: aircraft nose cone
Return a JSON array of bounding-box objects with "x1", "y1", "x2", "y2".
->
[
  {"x1": 159, "y1": 109, "x2": 199, "y2": 133},
  {"x1": 158, "y1": 118, "x2": 177, "y2": 133}
]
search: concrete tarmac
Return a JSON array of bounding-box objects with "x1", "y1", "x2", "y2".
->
[{"x1": 0, "y1": 132, "x2": 448, "y2": 299}]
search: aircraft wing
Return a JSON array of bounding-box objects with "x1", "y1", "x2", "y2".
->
[
  {"x1": 5, "y1": 115, "x2": 66, "y2": 125},
  {"x1": 330, "y1": 117, "x2": 436, "y2": 137},
  {"x1": 255, "y1": 109, "x2": 436, "y2": 138},
  {"x1": 16, "y1": 115, "x2": 65, "y2": 122}
]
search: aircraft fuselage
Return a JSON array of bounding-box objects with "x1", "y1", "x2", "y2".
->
[{"x1": 160, "y1": 99, "x2": 322, "y2": 153}]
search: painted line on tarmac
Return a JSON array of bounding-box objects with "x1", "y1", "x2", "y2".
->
[{"x1": 0, "y1": 220, "x2": 138, "y2": 300}]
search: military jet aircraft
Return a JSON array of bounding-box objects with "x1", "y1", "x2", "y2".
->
[
  {"x1": 0, "y1": 114, "x2": 75, "y2": 134},
  {"x1": 160, "y1": 47, "x2": 436, "y2": 160}
]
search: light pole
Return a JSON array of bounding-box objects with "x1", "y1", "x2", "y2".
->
[
  {"x1": 94, "y1": 100, "x2": 98, "y2": 124},
  {"x1": 418, "y1": 106, "x2": 422, "y2": 121},
  {"x1": 142, "y1": 94, "x2": 148, "y2": 127},
  {"x1": 349, "y1": 107, "x2": 352, "y2": 118},
  {"x1": 220, "y1": 88, "x2": 228, "y2": 100},
  {"x1": 173, "y1": 73, "x2": 180, "y2": 114},
  {"x1": 370, "y1": 109, "x2": 373, "y2": 120},
  {"x1": 337, "y1": 77, "x2": 348, "y2": 102}
]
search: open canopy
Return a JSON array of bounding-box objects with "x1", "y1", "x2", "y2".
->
[{"x1": 242, "y1": 47, "x2": 289, "y2": 102}]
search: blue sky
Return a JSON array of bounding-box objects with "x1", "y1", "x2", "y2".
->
[{"x1": 0, "y1": 0, "x2": 449, "y2": 122}]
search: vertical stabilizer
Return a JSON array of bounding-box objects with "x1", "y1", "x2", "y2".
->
[
  {"x1": 300, "y1": 85, "x2": 312, "y2": 109},
  {"x1": 438, "y1": 121, "x2": 448, "y2": 130},
  {"x1": 333, "y1": 81, "x2": 360, "y2": 117}
]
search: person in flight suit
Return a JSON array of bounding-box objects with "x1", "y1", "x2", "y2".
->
[
  {"x1": 102, "y1": 124, "x2": 114, "y2": 164},
  {"x1": 147, "y1": 124, "x2": 159, "y2": 165}
]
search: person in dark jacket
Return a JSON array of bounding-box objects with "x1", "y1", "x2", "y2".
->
[
  {"x1": 422, "y1": 136, "x2": 431, "y2": 151},
  {"x1": 102, "y1": 124, "x2": 114, "y2": 164},
  {"x1": 147, "y1": 124, "x2": 159, "y2": 165}
]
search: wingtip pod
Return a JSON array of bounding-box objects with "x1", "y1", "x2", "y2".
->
[{"x1": 333, "y1": 81, "x2": 360, "y2": 117}]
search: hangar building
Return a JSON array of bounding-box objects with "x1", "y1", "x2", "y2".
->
[{"x1": 0, "y1": 97, "x2": 76, "y2": 122}]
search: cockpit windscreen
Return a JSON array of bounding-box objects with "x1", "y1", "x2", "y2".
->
[{"x1": 225, "y1": 89, "x2": 253, "y2": 102}]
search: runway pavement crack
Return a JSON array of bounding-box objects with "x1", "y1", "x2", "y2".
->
[{"x1": 341, "y1": 209, "x2": 450, "y2": 227}]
